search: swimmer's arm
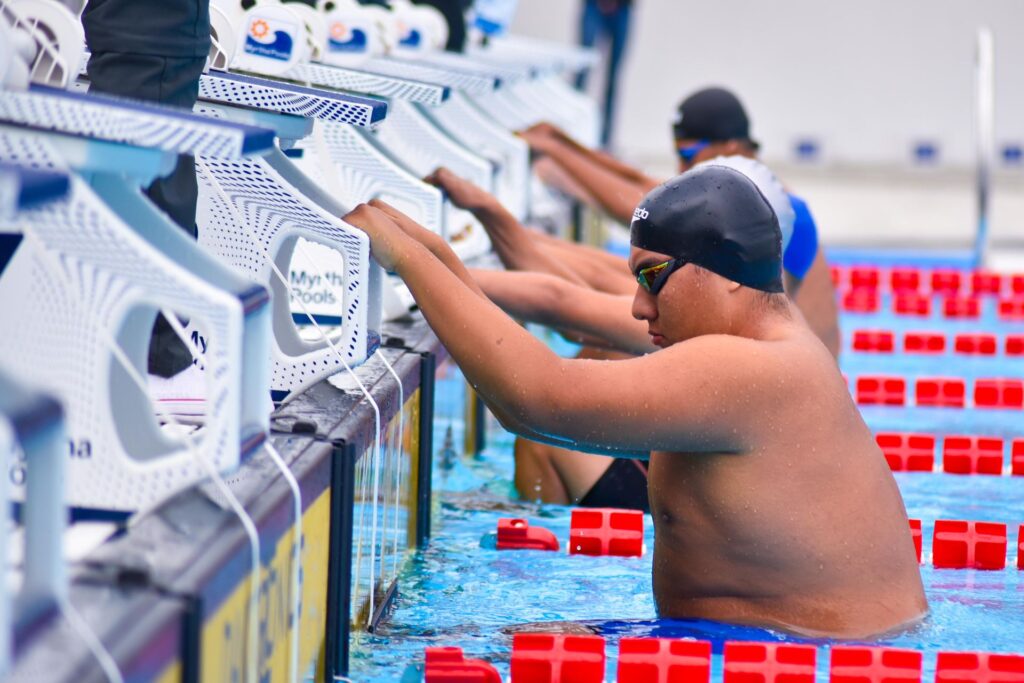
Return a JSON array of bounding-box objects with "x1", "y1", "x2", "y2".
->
[
  {"x1": 345, "y1": 203, "x2": 755, "y2": 456},
  {"x1": 533, "y1": 237, "x2": 636, "y2": 295},
  {"x1": 535, "y1": 139, "x2": 647, "y2": 225},
  {"x1": 425, "y1": 169, "x2": 586, "y2": 285},
  {"x1": 522, "y1": 123, "x2": 660, "y2": 187},
  {"x1": 387, "y1": 206, "x2": 487, "y2": 298},
  {"x1": 470, "y1": 269, "x2": 655, "y2": 356}
]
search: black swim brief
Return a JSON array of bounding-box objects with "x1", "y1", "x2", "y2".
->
[{"x1": 577, "y1": 458, "x2": 649, "y2": 512}]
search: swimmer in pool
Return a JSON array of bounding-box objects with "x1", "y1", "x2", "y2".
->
[
  {"x1": 519, "y1": 86, "x2": 840, "y2": 356},
  {"x1": 428, "y1": 157, "x2": 796, "y2": 511},
  {"x1": 343, "y1": 165, "x2": 928, "y2": 639}
]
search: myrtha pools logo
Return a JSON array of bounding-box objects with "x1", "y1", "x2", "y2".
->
[
  {"x1": 328, "y1": 21, "x2": 369, "y2": 53},
  {"x1": 244, "y1": 16, "x2": 295, "y2": 61}
]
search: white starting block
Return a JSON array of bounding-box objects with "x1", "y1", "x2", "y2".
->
[
  {"x1": 0, "y1": 85, "x2": 276, "y2": 513},
  {"x1": 191, "y1": 71, "x2": 387, "y2": 401}
]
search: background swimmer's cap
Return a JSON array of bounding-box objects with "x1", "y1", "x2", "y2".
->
[
  {"x1": 672, "y1": 87, "x2": 757, "y2": 148},
  {"x1": 694, "y1": 155, "x2": 794, "y2": 251},
  {"x1": 630, "y1": 165, "x2": 784, "y2": 293}
]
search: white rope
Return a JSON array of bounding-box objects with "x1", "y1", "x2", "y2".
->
[
  {"x1": 197, "y1": 158, "x2": 384, "y2": 630},
  {"x1": 375, "y1": 350, "x2": 405, "y2": 584}
]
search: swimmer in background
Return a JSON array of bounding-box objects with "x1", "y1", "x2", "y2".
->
[
  {"x1": 518, "y1": 86, "x2": 840, "y2": 356},
  {"x1": 343, "y1": 165, "x2": 927, "y2": 639}
]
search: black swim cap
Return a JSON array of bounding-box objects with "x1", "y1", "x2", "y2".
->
[
  {"x1": 672, "y1": 87, "x2": 756, "y2": 147},
  {"x1": 629, "y1": 165, "x2": 784, "y2": 293}
]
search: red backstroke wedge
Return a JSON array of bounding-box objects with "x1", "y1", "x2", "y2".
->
[
  {"x1": 569, "y1": 508, "x2": 644, "y2": 557},
  {"x1": 425, "y1": 647, "x2": 501, "y2": 683},
  {"x1": 932, "y1": 520, "x2": 1007, "y2": 570},
  {"x1": 617, "y1": 638, "x2": 712, "y2": 683},
  {"x1": 856, "y1": 376, "x2": 906, "y2": 406},
  {"x1": 510, "y1": 634, "x2": 605, "y2": 683},
  {"x1": 1013, "y1": 440, "x2": 1024, "y2": 476},
  {"x1": 916, "y1": 378, "x2": 965, "y2": 408},
  {"x1": 843, "y1": 289, "x2": 880, "y2": 314},
  {"x1": 942, "y1": 436, "x2": 1004, "y2": 475},
  {"x1": 910, "y1": 519, "x2": 922, "y2": 563},
  {"x1": 954, "y1": 334, "x2": 998, "y2": 356},
  {"x1": 830, "y1": 646, "x2": 923, "y2": 683},
  {"x1": 496, "y1": 518, "x2": 560, "y2": 552},
  {"x1": 894, "y1": 292, "x2": 931, "y2": 317},
  {"x1": 850, "y1": 266, "x2": 880, "y2": 290},
  {"x1": 935, "y1": 651, "x2": 1024, "y2": 683},
  {"x1": 943, "y1": 296, "x2": 981, "y2": 320},
  {"x1": 931, "y1": 269, "x2": 963, "y2": 294},
  {"x1": 974, "y1": 379, "x2": 1024, "y2": 409},
  {"x1": 875, "y1": 433, "x2": 935, "y2": 472},
  {"x1": 890, "y1": 267, "x2": 922, "y2": 292},
  {"x1": 853, "y1": 330, "x2": 895, "y2": 353},
  {"x1": 904, "y1": 332, "x2": 946, "y2": 355},
  {"x1": 723, "y1": 642, "x2": 816, "y2": 683},
  {"x1": 971, "y1": 271, "x2": 1004, "y2": 296}
]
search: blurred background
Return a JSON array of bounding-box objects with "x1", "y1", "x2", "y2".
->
[{"x1": 510, "y1": 0, "x2": 1024, "y2": 258}]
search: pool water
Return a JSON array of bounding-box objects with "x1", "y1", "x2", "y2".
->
[{"x1": 348, "y1": 263, "x2": 1024, "y2": 681}]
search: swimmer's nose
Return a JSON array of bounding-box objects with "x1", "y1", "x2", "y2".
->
[{"x1": 632, "y1": 286, "x2": 656, "y2": 321}]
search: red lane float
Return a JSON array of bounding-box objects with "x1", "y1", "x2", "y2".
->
[
  {"x1": 891, "y1": 267, "x2": 922, "y2": 292},
  {"x1": 856, "y1": 376, "x2": 907, "y2": 406},
  {"x1": 916, "y1": 378, "x2": 966, "y2": 408},
  {"x1": 1013, "y1": 440, "x2": 1024, "y2": 476},
  {"x1": 932, "y1": 520, "x2": 1007, "y2": 570},
  {"x1": 496, "y1": 518, "x2": 560, "y2": 551},
  {"x1": 999, "y1": 298, "x2": 1024, "y2": 321},
  {"x1": 910, "y1": 519, "x2": 922, "y2": 562},
  {"x1": 510, "y1": 634, "x2": 605, "y2": 683},
  {"x1": 974, "y1": 379, "x2": 1024, "y2": 409},
  {"x1": 894, "y1": 292, "x2": 931, "y2": 317},
  {"x1": 853, "y1": 330, "x2": 895, "y2": 353},
  {"x1": 971, "y1": 271, "x2": 1004, "y2": 296},
  {"x1": 1013, "y1": 275, "x2": 1024, "y2": 296},
  {"x1": 569, "y1": 508, "x2": 644, "y2": 557},
  {"x1": 1007, "y1": 335, "x2": 1024, "y2": 356},
  {"x1": 954, "y1": 333, "x2": 998, "y2": 356},
  {"x1": 942, "y1": 437, "x2": 1004, "y2": 475},
  {"x1": 1019, "y1": 524, "x2": 1024, "y2": 571},
  {"x1": 932, "y1": 269, "x2": 963, "y2": 295},
  {"x1": 850, "y1": 266, "x2": 880, "y2": 290},
  {"x1": 617, "y1": 638, "x2": 711, "y2": 683},
  {"x1": 935, "y1": 651, "x2": 1024, "y2": 683},
  {"x1": 843, "y1": 289, "x2": 880, "y2": 314},
  {"x1": 723, "y1": 642, "x2": 816, "y2": 683},
  {"x1": 830, "y1": 646, "x2": 923, "y2": 683},
  {"x1": 904, "y1": 332, "x2": 946, "y2": 354},
  {"x1": 943, "y1": 296, "x2": 980, "y2": 320},
  {"x1": 425, "y1": 647, "x2": 501, "y2": 683},
  {"x1": 876, "y1": 433, "x2": 935, "y2": 472}
]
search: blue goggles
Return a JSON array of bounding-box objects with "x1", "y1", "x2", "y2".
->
[{"x1": 676, "y1": 139, "x2": 711, "y2": 164}]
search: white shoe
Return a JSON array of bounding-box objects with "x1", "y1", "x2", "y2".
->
[{"x1": 147, "y1": 363, "x2": 206, "y2": 418}]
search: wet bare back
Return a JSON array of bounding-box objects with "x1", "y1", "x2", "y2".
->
[{"x1": 648, "y1": 323, "x2": 925, "y2": 638}]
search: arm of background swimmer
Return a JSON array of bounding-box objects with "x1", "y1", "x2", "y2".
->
[
  {"x1": 534, "y1": 237, "x2": 636, "y2": 295},
  {"x1": 471, "y1": 269, "x2": 655, "y2": 356},
  {"x1": 395, "y1": 242, "x2": 754, "y2": 455},
  {"x1": 540, "y1": 140, "x2": 648, "y2": 224}
]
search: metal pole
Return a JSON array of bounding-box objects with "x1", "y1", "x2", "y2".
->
[{"x1": 973, "y1": 27, "x2": 995, "y2": 267}]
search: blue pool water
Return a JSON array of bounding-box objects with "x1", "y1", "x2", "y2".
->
[{"x1": 348, "y1": 258, "x2": 1024, "y2": 681}]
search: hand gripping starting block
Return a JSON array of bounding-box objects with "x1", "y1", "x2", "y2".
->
[
  {"x1": 0, "y1": 85, "x2": 275, "y2": 512},
  {"x1": 192, "y1": 72, "x2": 389, "y2": 400}
]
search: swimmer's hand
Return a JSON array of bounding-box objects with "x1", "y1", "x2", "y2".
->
[
  {"x1": 518, "y1": 122, "x2": 567, "y2": 152},
  {"x1": 342, "y1": 203, "x2": 414, "y2": 271},
  {"x1": 368, "y1": 198, "x2": 443, "y2": 249},
  {"x1": 424, "y1": 167, "x2": 498, "y2": 213}
]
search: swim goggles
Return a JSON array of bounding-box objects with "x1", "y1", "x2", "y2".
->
[
  {"x1": 676, "y1": 139, "x2": 711, "y2": 164},
  {"x1": 635, "y1": 257, "x2": 687, "y2": 294}
]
